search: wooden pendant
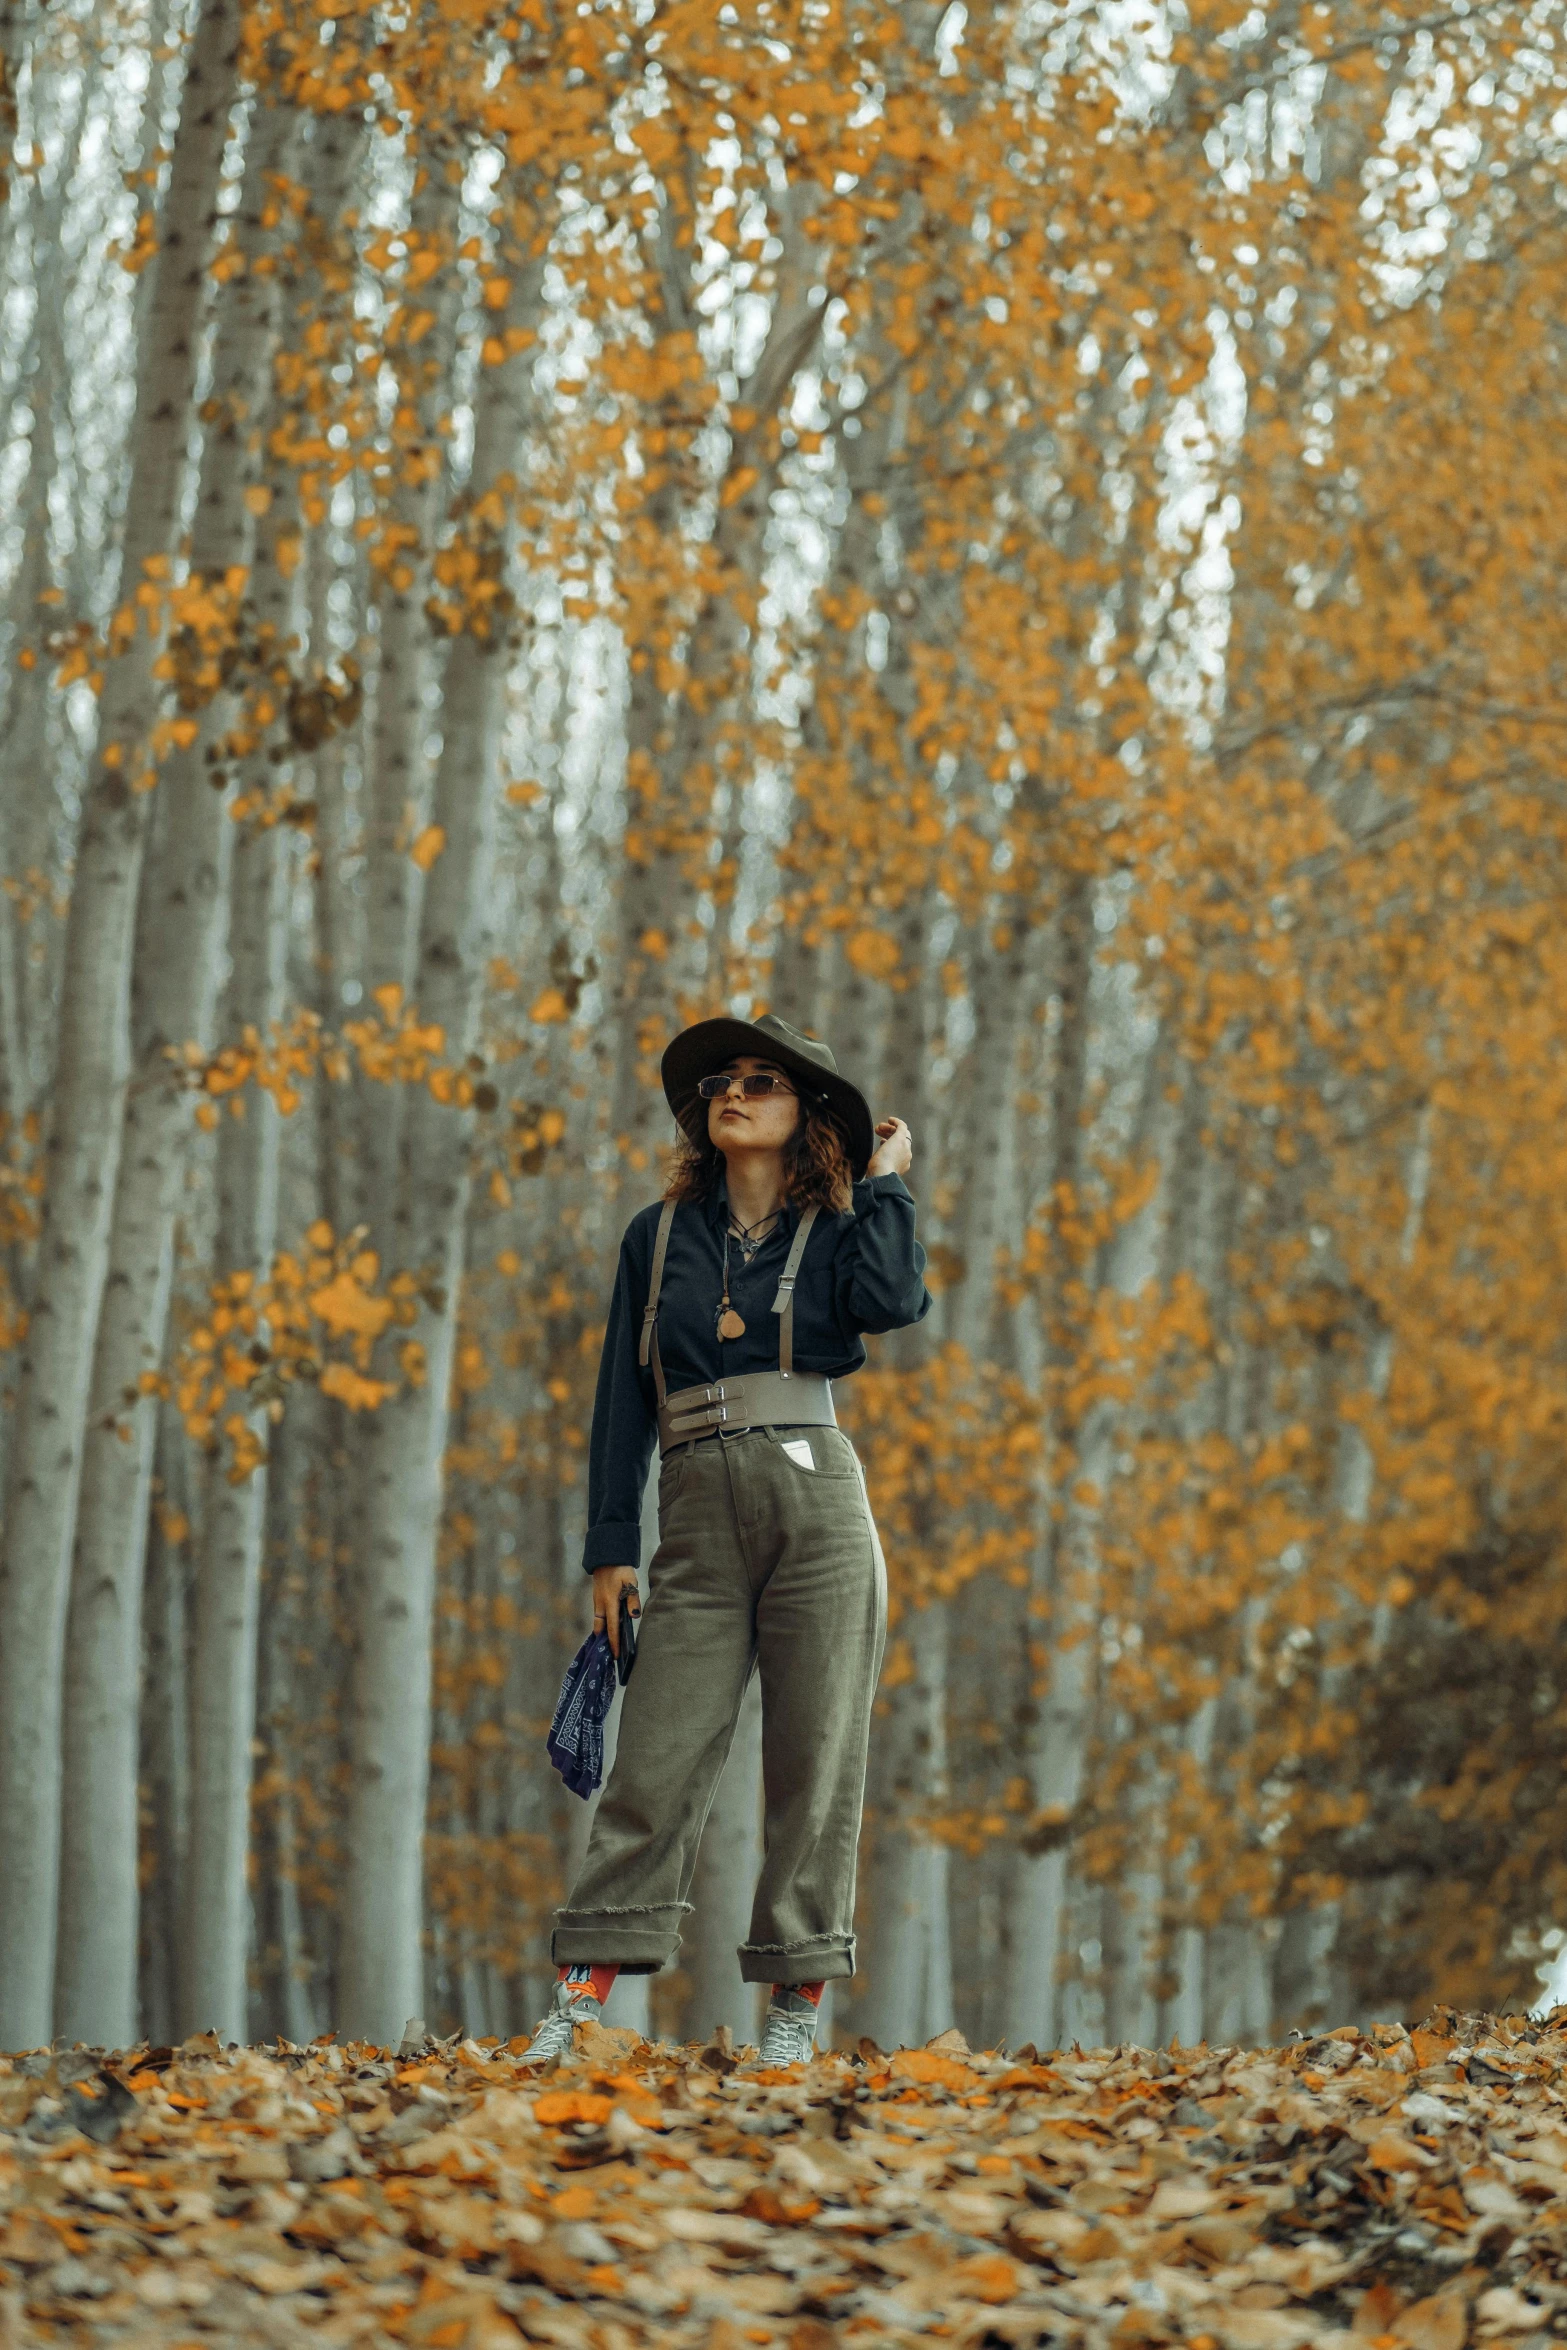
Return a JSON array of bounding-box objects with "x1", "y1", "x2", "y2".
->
[{"x1": 718, "y1": 1307, "x2": 746, "y2": 1341}]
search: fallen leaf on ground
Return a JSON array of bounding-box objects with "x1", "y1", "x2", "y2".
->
[{"x1": 2, "y1": 2009, "x2": 1564, "y2": 2347}]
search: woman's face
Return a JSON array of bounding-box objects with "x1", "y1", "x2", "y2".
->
[{"x1": 705, "y1": 1055, "x2": 803, "y2": 1160}]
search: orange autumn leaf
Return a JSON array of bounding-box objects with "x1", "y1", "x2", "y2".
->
[
  {"x1": 317, "y1": 1363, "x2": 396, "y2": 1412},
  {"x1": 891, "y1": 2047, "x2": 979, "y2": 2091},
  {"x1": 533, "y1": 2090, "x2": 614, "y2": 2127}
]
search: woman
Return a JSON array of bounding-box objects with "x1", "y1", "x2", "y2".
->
[{"x1": 525, "y1": 1011, "x2": 930, "y2": 2066}]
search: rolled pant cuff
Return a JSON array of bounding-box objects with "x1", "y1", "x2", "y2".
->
[
  {"x1": 552, "y1": 1905, "x2": 688, "y2": 1974},
  {"x1": 739, "y1": 1937, "x2": 856, "y2": 1986}
]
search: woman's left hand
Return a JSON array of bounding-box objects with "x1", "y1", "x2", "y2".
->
[{"x1": 867, "y1": 1116, "x2": 912, "y2": 1177}]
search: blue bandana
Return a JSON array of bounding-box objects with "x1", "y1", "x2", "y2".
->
[{"x1": 546, "y1": 1630, "x2": 619, "y2": 1799}]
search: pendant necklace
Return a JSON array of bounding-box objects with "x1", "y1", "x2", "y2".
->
[{"x1": 716, "y1": 1210, "x2": 780, "y2": 1343}]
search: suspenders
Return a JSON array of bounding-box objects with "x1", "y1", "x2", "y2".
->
[
  {"x1": 770, "y1": 1203, "x2": 821, "y2": 1375},
  {"x1": 639, "y1": 1199, "x2": 678, "y2": 1410},
  {"x1": 638, "y1": 1197, "x2": 822, "y2": 1410}
]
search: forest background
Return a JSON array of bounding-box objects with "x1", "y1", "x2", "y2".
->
[{"x1": 1, "y1": 0, "x2": 1565, "y2": 2066}]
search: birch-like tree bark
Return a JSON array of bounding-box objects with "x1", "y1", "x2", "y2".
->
[
  {"x1": 253, "y1": 1400, "x2": 328, "y2": 2048},
  {"x1": 350, "y1": 169, "x2": 464, "y2": 1223},
  {"x1": 54, "y1": 93, "x2": 295, "y2": 2052},
  {"x1": 998, "y1": 882, "x2": 1095, "y2": 2050},
  {"x1": 247, "y1": 845, "x2": 346, "y2": 2045},
  {"x1": 172, "y1": 105, "x2": 358, "y2": 2046},
  {"x1": 0, "y1": 94, "x2": 81, "y2": 1139},
  {"x1": 610, "y1": 179, "x2": 825, "y2": 1193},
  {"x1": 181, "y1": 822, "x2": 290, "y2": 2038},
  {"x1": 0, "y1": 0, "x2": 237, "y2": 2049},
  {"x1": 849, "y1": 1603, "x2": 952, "y2": 2049},
  {"x1": 138, "y1": 1402, "x2": 194, "y2": 2048},
  {"x1": 1155, "y1": 1082, "x2": 1241, "y2": 2049},
  {"x1": 337, "y1": 252, "x2": 541, "y2": 2039},
  {"x1": 1097, "y1": 1045, "x2": 1182, "y2": 2050},
  {"x1": 53, "y1": 768, "x2": 228, "y2": 2046},
  {"x1": 846, "y1": 876, "x2": 1037, "y2": 2048}
]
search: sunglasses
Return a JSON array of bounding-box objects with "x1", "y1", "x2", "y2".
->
[{"x1": 696, "y1": 1072, "x2": 799, "y2": 1100}]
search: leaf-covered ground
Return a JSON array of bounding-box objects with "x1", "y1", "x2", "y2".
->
[{"x1": 3, "y1": 2009, "x2": 1566, "y2": 2348}]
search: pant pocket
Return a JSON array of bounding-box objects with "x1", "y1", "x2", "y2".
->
[
  {"x1": 657, "y1": 1446, "x2": 693, "y2": 1509},
  {"x1": 765, "y1": 1427, "x2": 858, "y2": 1479}
]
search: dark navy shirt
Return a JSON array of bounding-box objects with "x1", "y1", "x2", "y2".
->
[{"x1": 582, "y1": 1173, "x2": 931, "y2": 1572}]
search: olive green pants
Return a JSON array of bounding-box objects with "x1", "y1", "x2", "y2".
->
[{"x1": 553, "y1": 1423, "x2": 887, "y2": 1985}]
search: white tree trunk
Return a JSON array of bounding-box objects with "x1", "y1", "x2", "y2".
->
[
  {"x1": 1162, "y1": 1693, "x2": 1215, "y2": 2048},
  {"x1": 610, "y1": 179, "x2": 825, "y2": 1197},
  {"x1": 337, "y1": 263, "x2": 539, "y2": 2040},
  {"x1": 137, "y1": 1402, "x2": 194, "y2": 2048},
  {"x1": 943, "y1": 919, "x2": 1035, "y2": 1361},
  {"x1": 352, "y1": 172, "x2": 463, "y2": 1216},
  {"x1": 252, "y1": 1348, "x2": 329, "y2": 2044},
  {"x1": 1000, "y1": 890, "x2": 1169, "y2": 2052},
  {"x1": 1156, "y1": 1102, "x2": 1239, "y2": 2046},
  {"x1": 845, "y1": 1602, "x2": 952, "y2": 2051},
  {"x1": 0, "y1": 0, "x2": 236, "y2": 2050},
  {"x1": 331, "y1": 172, "x2": 464, "y2": 2043},
  {"x1": 181, "y1": 822, "x2": 289, "y2": 2038},
  {"x1": 52, "y1": 1062, "x2": 184, "y2": 2050},
  {"x1": 0, "y1": 113, "x2": 78, "y2": 1137},
  {"x1": 54, "y1": 93, "x2": 293, "y2": 2052},
  {"x1": 1270, "y1": 1099, "x2": 1434, "y2": 2034}
]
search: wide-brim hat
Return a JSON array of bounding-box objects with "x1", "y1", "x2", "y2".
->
[{"x1": 661, "y1": 1013, "x2": 876, "y2": 1178}]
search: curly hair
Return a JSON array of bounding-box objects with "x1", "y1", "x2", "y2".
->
[{"x1": 666, "y1": 1093, "x2": 855, "y2": 1214}]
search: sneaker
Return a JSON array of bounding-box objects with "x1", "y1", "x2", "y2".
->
[
  {"x1": 521, "y1": 1979, "x2": 601, "y2": 2065},
  {"x1": 756, "y1": 1989, "x2": 820, "y2": 2068}
]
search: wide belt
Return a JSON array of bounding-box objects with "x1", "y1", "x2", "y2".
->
[{"x1": 657, "y1": 1371, "x2": 836, "y2": 1454}]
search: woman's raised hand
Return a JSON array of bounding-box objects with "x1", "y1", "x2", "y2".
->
[
  {"x1": 592, "y1": 1563, "x2": 641, "y2": 1657},
  {"x1": 867, "y1": 1116, "x2": 913, "y2": 1176}
]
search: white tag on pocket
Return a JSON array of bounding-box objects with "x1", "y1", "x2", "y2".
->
[{"x1": 781, "y1": 1439, "x2": 815, "y2": 1470}]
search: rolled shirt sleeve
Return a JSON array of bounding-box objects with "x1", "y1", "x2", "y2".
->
[
  {"x1": 835, "y1": 1172, "x2": 932, "y2": 1334},
  {"x1": 581, "y1": 1220, "x2": 657, "y2": 1573}
]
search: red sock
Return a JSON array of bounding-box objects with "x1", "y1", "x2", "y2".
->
[
  {"x1": 559, "y1": 1962, "x2": 619, "y2": 2006},
  {"x1": 773, "y1": 1980, "x2": 825, "y2": 2006}
]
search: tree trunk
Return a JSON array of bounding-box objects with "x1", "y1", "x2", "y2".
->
[
  {"x1": 0, "y1": 98, "x2": 81, "y2": 1136},
  {"x1": 351, "y1": 171, "x2": 464, "y2": 1217},
  {"x1": 0, "y1": 0, "x2": 237, "y2": 2050},
  {"x1": 845, "y1": 1600, "x2": 952, "y2": 2051},
  {"x1": 251, "y1": 1322, "x2": 332, "y2": 2042},
  {"x1": 998, "y1": 883, "x2": 1095, "y2": 2051},
  {"x1": 53, "y1": 92, "x2": 293, "y2": 2053},
  {"x1": 609, "y1": 179, "x2": 825, "y2": 1204},
  {"x1": 181, "y1": 821, "x2": 290, "y2": 2038},
  {"x1": 337, "y1": 257, "x2": 539, "y2": 2039},
  {"x1": 137, "y1": 1401, "x2": 193, "y2": 2049}
]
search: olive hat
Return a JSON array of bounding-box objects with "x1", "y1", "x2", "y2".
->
[{"x1": 661, "y1": 1012, "x2": 877, "y2": 1178}]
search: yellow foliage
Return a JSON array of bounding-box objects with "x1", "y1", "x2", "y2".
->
[
  {"x1": 318, "y1": 1362, "x2": 396, "y2": 1412},
  {"x1": 43, "y1": 0, "x2": 1567, "y2": 2020},
  {"x1": 845, "y1": 929, "x2": 900, "y2": 980}
]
